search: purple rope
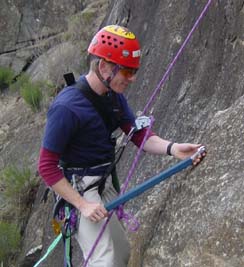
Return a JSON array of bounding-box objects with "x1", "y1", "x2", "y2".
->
[
  {"x1": 116, "y1": 205, "x2": 140, "y2": 231},
  {"x1": 82, "y1": 1, "x2": 213, "y2": 265},
  {"x1": 119, "y1": 116, "x2": 155, "y2": 195},
  {"x1": 82, "y1": 212, "x2": 113, "y2": 267},
  {"x1": 143, "y1": 0, "x2": 213, "y2": 115}
]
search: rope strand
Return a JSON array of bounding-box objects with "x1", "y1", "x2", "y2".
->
[{"x1": 143, "y1": 0, "x2": 213, "y2": 115}]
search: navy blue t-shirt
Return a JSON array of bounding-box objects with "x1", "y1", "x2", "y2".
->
[{"x1": 42, "y1": 76, "x2": 135, "y2": 167}]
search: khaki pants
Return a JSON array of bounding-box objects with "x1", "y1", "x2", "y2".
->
[{"x1": 75, "y1": 175, "x2": 130, "y2": 267}]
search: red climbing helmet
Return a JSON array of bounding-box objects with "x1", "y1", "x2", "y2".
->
[{"x1": 88, "y1": 25, "x2": 141, "y2": 69}]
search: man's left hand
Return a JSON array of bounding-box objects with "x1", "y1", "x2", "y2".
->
[{"x1": 171, "y1": 143, "x2": 206, "y2": 165}]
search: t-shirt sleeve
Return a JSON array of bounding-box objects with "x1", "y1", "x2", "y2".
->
[
  {"x1": 42, "y1": 104, "x2": 79, "y2": 154},
  {"x1": 117, "y1": 94, "x2": 135, "y2": 125}
]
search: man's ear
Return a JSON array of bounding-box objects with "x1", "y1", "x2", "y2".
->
[
  {"x1": 99, "y1": 59, "x2": 110, "y2": 76},
  {"x1": 98, "y1": 59, "x2": 106, "y2": 73}
]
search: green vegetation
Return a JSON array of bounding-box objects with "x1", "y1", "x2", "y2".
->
[
  {"x1": 20, "y1": 80, "x2": 43, "y2": 112},
  {"x1": 81, "y1": 10, "x2": 94, "y2": 24},
  {"x1": 0, "y1": 221, "x2": 21, "y2": 264},
  {"x1": 1, "y1": 68, "x2": 58, "y2": 112},
  {"x1": 0, "y1": 67, "x2": 15, "y2": 91},
  {"x1": 9, "y1": 73, "x2": 29, "y2": 92},
  {"x1": 0, "y1": 164, "x2": 39, "y2": 225},
  {"x1": 11, "y1": 73, "x2": 43, "y2": 111},
  {"x1": 0, "y1": 165, "x2": 38, "y2": 266},
  {"x1": 0, "y1": 165, "x2": 38, "y2": 210}
]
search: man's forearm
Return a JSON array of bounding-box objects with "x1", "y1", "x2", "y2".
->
[
  {"x1": 52, "y1": 177, "x2": 87, "y2": 210},
  {"x1": 143, "y1": 135, "x2": 172, "y2": 155}
]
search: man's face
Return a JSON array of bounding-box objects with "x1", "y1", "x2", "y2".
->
[{"x1": 103, "y1": 61, "x2": 138, "y2": 93}]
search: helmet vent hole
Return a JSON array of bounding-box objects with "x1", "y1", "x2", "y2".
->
[
  {"x1": 102, "y1": 40, "x2": 106, "y2": 44},
  {"x1": 113, "y1": 38, "x2": 117, "y2": 42},
  {"x1": 101, "y1": 34, "x2": 105, "y2": 38},
  {"x1": 107, "y1": 35, "x2": 111, "y2": 39},
  {"x1": 120, "y1": 41, "x2": 124, "y2": 45},
  {"x1": 114, "y1": 45, "x2": 118, "y2": 48},
  {"x1": 108, "y1": 42, "x2": 112, "y2": 46}
]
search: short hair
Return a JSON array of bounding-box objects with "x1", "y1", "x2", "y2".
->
[{"x1": 88, "y1": 54, "x2": 100, "y2": 71}]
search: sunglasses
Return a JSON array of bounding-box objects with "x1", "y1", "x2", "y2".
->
[{"x1": 118, "y1": 65, "x2": 138, "y2": 78}]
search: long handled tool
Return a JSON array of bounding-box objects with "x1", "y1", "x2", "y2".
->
[{"x1": 105, "y1": 146, "x2": 206, "y2": 211}]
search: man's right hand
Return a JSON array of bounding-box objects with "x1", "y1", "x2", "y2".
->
[
  {"x1": 52, "y1": 178, "x2": 108, "y2": 223},
  {"x1": 79, "y1": 200, "x2": 108, "y2": 222}
]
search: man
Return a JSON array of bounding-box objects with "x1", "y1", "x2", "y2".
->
[{"x1": 38, "y1": 25, "x2": 205, "y2": 267}]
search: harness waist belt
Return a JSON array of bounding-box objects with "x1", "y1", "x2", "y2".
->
[{"x1": 59, "y1": 160, "x2": 112, "y2": 170}]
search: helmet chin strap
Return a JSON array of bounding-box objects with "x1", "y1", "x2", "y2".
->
[{"x1": 95, "y1": 60, "x2": 120, "y2": 92}]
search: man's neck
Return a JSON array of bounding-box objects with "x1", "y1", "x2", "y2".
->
[{"x1": 85, "y1": 72, "x2": 108, "y2": 95}]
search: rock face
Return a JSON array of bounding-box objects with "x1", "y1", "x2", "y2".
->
[
  {"x1": 0, "y1": 0, "x2": 84, "y2": 72},
  {"x1": 1, "y1": 0, "x2": 244, "y2": 266}
]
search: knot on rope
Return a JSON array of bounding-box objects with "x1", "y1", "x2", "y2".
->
[{"x1": 116, "y1": 205, "x2": 140, "y2": 232}]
